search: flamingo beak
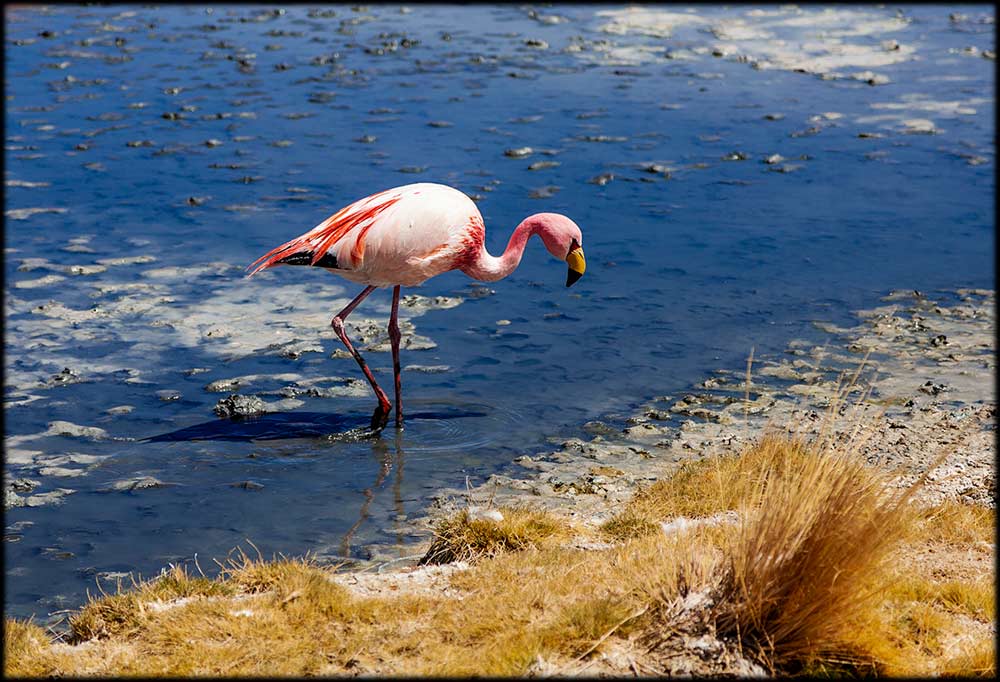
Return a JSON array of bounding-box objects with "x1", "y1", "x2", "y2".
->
[{"x1": 566, "y1": 247, "x2": 586, "y2": 287}]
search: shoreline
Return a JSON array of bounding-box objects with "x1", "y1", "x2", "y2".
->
[
  {"x1": 8, "y1": 287, "x2": 995, "y2": 586},
  {"x1": 357, "y1": 287, "x2": 995, "y2": 564}
]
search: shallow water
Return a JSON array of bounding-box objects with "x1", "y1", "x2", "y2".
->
[{"x1": 3, "y1": 5, "x2": 994, "y2": 622}]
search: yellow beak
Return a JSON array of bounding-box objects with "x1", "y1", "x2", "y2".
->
[{"x1": 566, "y1": 247, "x2": 586, "y2": 287}]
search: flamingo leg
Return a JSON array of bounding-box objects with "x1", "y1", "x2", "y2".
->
[
  {"x1": 389, "y1": 285, "x2": 403, "y2": 429},
  {"x1": 330, "y1": 285, "x2": 392, "y2": 432}
]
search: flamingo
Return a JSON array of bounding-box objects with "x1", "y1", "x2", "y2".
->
[{"x1": 248, "y1": 182, "x2": 586, "y2": 433}]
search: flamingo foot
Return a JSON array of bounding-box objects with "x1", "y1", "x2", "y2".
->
[{"x1": 370, "y1": 400, "x2": 391, "y2": 433}]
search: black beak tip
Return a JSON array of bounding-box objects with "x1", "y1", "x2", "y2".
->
[{"x1": 566, "y1": 269, "x2": 584, "y2": 287}]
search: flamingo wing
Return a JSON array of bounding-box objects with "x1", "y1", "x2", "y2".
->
[
  {"x1": 247, "y1": 183, "x2": 483, "y2": 286},
  {"x1": 247, "y1": 187, "x2": 404, "y2": 277}
]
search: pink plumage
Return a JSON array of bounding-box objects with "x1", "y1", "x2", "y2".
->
[
  {"x1": 248, "y1": 183, "x2": 483, "y2": 287},
  {"x1": 248, "y1": 182, "x2": 586, "y2": 432}
]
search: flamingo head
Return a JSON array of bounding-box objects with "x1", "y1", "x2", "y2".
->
[{"x1": 528, "y1": 213, "x2": 587, "y2": 287}]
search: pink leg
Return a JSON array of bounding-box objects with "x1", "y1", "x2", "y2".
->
[
  {"x1": 389, "y1": 285, "x2": 403, "y2": 429},
  {"x1": 331, "y1": 285, "x2": 391, "y2": 432}
]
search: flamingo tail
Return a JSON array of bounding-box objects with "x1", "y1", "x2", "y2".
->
[
  {"x1": 246, "y1": 189, "x2": 401, "y2": 278},
  {"x1": 246, "y1": 237, "x2": 339, "y2": 277}
]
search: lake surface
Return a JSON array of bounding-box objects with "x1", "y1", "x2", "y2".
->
[{"x1": 4, "y1": 4, "x2": 994, "y2": 623}]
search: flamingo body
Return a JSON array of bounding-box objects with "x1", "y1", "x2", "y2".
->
[
  {"x1": 248, "y1": 182, "x2": 586, "y2": 433},
  {"x1": 249, "y1": 183, "x2": 483, "y2": 287}
]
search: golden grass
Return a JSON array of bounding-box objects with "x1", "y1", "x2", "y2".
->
[
  {"x1": 940, "y1": 639, "x2": 997, "y2": 678},
  {"x1": 3, "y1": 619, "x2": 54, "y2": 677},
  {"x1": 602, "y1": 436, "x2": 816, "y2": 541},
  {"x1": 5, "y1": 432, "x2": 994, "y2": 677},
  {"x1": 68, "y1": 563, "x2": 236, "y2": 643},
  {"x1": 419, "y1": 505, "x2": 569, "y2": 565},
  {"x1": 917, "y1": 498, "x2": 994, "y2": 545},
  {"x1": 600, "y1": 431, "x2": 995, "y2": 677},
  {"x1": 708, "y1": 435, "x2": 919, "y2": 673},
  {"x1": 4, "y1": 528, "x2": 709, "y2": 676},
  {"x1": 891, "y1": 576, "x2": 995, "y2": 621},
  {"x1": 218, "y1": 544, "x2": 321, "y2": 593}
]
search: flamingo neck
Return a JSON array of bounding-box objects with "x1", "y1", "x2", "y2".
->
[{"x1": 462, "y1": 218, "x2": 539, "y2": 283}]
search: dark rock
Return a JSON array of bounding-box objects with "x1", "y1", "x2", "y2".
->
[
  {"x1": 51, "y1": 367, "x2": 80, "y2": 385},
  {"x1": 918, "y1": 381, "x2": 948, "y2": 396},
  {"x1": 214, "y1": 394, "x2": 266, "y2": 418},
  {"x1": 8, "y1": 478, "x2": 40, "y2": 493}
]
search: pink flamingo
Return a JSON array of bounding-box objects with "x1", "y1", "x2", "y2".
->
[{"x1": 248, "y1": 182, "x2": 586, "y2": 433}]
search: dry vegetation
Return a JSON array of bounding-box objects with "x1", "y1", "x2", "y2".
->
[
  {"x1": 5, "y1": 429, "x2": 994, "y2": 677},
  {"x1": 420, "y1": 505, "x2": 568, "y2": 564}
]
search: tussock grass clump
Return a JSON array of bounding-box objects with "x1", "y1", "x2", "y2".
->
[
  {"x1": 707, "y1": 436, "x2": 918, "y2": 673},
  {"x1": 4, "y1": 619, "x2": 53, "y2": 677},
  {"x1": 633, "y1": 434, "x2": 923, "y2": 674},
  {"x1": 218, "y1": 544, "x2": 321, "y2": 594},
  {"x1": 69, "y1": 590, "x2": 148, "y2": 643},
  {"x1": 602, "y1": 436, "x2": 816, "y2": 541},
  {"x1": 420, "y1": 506, "x2": 568, "y2": 565},
  {"x1": 69, "y1": 564, "x2": 235, "y2": 643},
  {"x1": 133, "y1": 567, "x2": 359, "y2": 675}
]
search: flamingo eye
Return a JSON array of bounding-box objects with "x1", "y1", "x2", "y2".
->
[{"x1": 568, "y1": 237, "x2": 581, "y2": 256}]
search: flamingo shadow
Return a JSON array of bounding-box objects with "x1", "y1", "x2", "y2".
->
[{"x1": 142, "y1": 408, "x2": 489, "y2": 443}]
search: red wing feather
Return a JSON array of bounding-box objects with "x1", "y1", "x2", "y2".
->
[{"x1": 246, "y1": 189, "x2": 401, "y2": 277}]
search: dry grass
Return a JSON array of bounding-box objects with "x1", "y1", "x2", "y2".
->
[
  {"x1": 620, "y1": 431, "x2": 995, "y2": 677},
  {"x1": 917, "y1": 498, "x2": 994, "y2": 545},
  {"x1": 218, "y1": 544, "x2": 322, "y2": 593},
  {"x1": 419, "y1": 505, "x2": 569, "y2": 565},
  {"x1": 708, "y1": 436, "x2": 918, "y2": 673},
  {"x1": 602, "y1": 436, "x2": 817, "y2": 541},
  {"x1": 3, "y1": 619, "x2": 54, "y2": 677},
  {"x1": 890, "y1": 576, "x2": 995, "y2": 621},
  {"x1": 68, "y1": 563, "x2": 236, "y2": 643},
  {"x1": 5, "y1": 431, "x2": 994, "y2": 677},
  {"x1": 3, "y1": 524, "x2": 709, "y2": 676},
  {"x1": 940, "y1": 639, "x2": 997, "y2": 677}
]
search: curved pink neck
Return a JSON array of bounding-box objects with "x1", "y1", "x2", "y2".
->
[{"x1": 462, "y1": 218, "x2": 539, "y2": 283}]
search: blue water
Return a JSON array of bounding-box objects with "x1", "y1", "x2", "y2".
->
[{"x1": 4, "y1": 5, "x2": 994, "y2": 623}]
